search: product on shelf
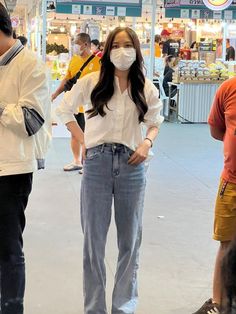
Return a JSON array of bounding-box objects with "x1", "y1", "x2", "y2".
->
[
  {"x1": 46, "y1": 53, "x2": 70, "y2": 80},
  {"x1": 173, "y1": 60, "x2": 231, "y2": 83}
]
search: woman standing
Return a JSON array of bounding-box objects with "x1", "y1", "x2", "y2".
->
[{"x1": 56, "y1": 27, "x2": 163, "y2": 314}]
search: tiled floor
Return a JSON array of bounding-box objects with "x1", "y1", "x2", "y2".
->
[{"x1": 24, "y1": 122, "x2": 222, "y2": 314}]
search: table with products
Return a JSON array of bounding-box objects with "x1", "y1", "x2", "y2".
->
[{"x1": 169, "y1": 59, "x2": 230, "y2": 123}]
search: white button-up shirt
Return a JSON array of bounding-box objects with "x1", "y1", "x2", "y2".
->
[{"x1": 56, "y1": 71, "x2": 164, "y2": 151}]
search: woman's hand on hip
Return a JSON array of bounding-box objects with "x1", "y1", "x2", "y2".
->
[{"x1": 128, "y1": 141, "x2": 151, "y2": 165}]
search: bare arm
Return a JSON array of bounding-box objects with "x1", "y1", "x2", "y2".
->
[
  {"x1": 145, "y1": 125, "x2": 159, "y2": 143},
  {"x1": 210, "y1": 125, "x2": 225, "y2": 141},
  {"x1": 128, "y1": 126, "x2": 159, "y2": 165},
  {"x1": 51, "y1": 78, "x2": 67, "y2": 101}
]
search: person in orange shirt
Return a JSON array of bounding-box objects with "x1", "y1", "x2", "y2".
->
[
  {"x1": 193, "y1": 78, "x2": 236, "y2": 314},
  {"x1": 52, "y1": 33, "x2": 101, "y2": 171},
  {"x1": 155, "y1": 34, "x2": 161, "y2": 58}
]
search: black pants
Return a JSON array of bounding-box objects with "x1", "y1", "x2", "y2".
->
[
  {"x1": 0, "y1": 173, "x2": 33, "y2": 314},
  {"x1": 74, "y1": 113, "x2": 85, "y2": 132}
]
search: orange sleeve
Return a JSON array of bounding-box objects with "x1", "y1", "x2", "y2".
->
[{"x1": 208, "y1": 85, "x2": 226, "y2": 131}]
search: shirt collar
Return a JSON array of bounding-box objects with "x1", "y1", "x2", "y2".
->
[
  {"x1": 0, "y1": 40, "x2": 23, "y2": 66},
  {"x1": 114, "y1": 75, "x2": 129, "y2": 96}
]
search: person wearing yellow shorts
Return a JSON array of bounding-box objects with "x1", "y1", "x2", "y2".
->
[
  {"x1": 52, "y1": 33, "x2": 101, "y2": 171},
  {"x1": 193, "y1": 78, "x2": 236, "y2": 314}
]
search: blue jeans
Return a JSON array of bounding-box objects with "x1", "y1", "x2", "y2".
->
[{"x1": 81, "y1": 143, "x2": 146, "y2": 314}]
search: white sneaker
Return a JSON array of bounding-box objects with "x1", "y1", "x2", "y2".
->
[{"x1": 63, "y1": 162, "x2": 82, "y2": 171}]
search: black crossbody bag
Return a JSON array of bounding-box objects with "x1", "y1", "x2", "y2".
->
[{"x1": 64, "y1": 54, "x2": 95, "y2": 92}]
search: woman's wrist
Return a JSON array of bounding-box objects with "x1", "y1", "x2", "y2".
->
[{"x1": 144, "y1": 137, "x2": 153, "y2": 148}]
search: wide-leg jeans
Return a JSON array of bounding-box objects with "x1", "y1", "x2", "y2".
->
[{"x1": 81, "y1": 143, "x2": 146, "y2": 314}]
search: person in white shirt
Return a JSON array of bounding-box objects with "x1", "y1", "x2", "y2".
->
[
  {"x1": 56, "y1": 27, "x2": 163, "y2": 314},
  {"x1": 0, "y1": 4, "x2": 51, "y2": 314}
]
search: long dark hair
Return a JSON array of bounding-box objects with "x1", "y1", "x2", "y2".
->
[
  {"x1": 87, "y1": 27, "x2": 148, "y2": 123},
  {"x1": 221, "y1": 236, "x2": 236, "y2": 314}
]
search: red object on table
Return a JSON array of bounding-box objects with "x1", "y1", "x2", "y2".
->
[{"x1": 180, "y1": 49, "x2": 191, "y2": 60}]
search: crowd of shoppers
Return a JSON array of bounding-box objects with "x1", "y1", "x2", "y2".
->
[{"x1": 2, "y1": 2, "x2": 236, "y2": 314}]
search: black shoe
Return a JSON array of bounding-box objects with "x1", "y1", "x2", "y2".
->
[{"x1": 192, "y1": 299, "x2": 220, "y2": 314}]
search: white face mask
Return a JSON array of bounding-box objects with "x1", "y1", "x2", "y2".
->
[
  {"x1": 110, "y1": 47, "x2": 136, "y2": 71},
  {"x1": 74, "y1": 44, "x2": 83, "y2": 56}
]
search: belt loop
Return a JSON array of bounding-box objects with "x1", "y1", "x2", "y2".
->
[
  {"x1": 101, "y1": 144, "x2": 105, "y2": 153},
  {"x1": 123, "y1": 145, "x2": 127, "y2": 153},
  {"x1": 112, "y1": 143, "x2": 115, "y2": 153}
]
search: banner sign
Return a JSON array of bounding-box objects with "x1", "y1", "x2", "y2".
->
[
  {"x1": 165, "y1": 0, "x2": 181, "y2": 8},
  {"x1": 165, "y1": 7, "x2": 236, "y2": 18},
  {"x1": 11, "y1": 16, "x2": 20, "y2": 28},
  {"x1": 164, "y1": 0, "x2": 236, "y2": 7},
  {"x1": 164, "y1": 0, "x2": 236, "y2": 18},
  {"x1": 56, "y1": 0, "x2": 142, "y2": 16},
  {"x1": 203, "y1": 0, "x2": 233, "y2": 10}
]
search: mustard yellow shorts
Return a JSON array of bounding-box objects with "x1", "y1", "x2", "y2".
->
[{"x1": 213, "y1": 179, "x2": 236, "y2": 242}]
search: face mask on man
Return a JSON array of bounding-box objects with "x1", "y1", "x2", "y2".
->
[
  {"x1": 74, "y1": 44, "x2": 83, "y2": 56},
  {"x1": 110, "y1": 47, "x2": 136, "y2": 71}
]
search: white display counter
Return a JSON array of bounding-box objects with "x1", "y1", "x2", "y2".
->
[{"x1": 168, "y1": 81, "x2": 223, "y2": 123}]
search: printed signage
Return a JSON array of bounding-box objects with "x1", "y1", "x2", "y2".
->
[
  {"x1": 47, "y1": 1, "x2": 56, "y2": 11},
  {"x1": 95, "y1": 6, "x2": 106, "y2": 15},
  {"x1": 11, "y1": 16, "x2": 20, "y2": 28},
  {"x1": 106, "y1": 6, "x2": 115, "y2": 15},
  {"x1": 72, "y1": 4, "x2": 81, "y2": 14},
  {"x1": 224, "y1": 9, "x2": 233, "y2": 18},
  {"x1": 83, "y1": 4, "x2": 92, "y2": 14},
  {"x1": 165, "y1": 0, "x2": 180, "y2": 7},
  {"x1": 192, "y1": 8, "x2": 200, "y2": 17},
  {"x1": 213, "y1": 10, "x2": 222, "y2": 17},
  {"x1": 181, "y1": 8, "x2": 190, "y2": 16},
  {"x1": 117, "y1": 7, "x2": 126, "y2": 16},
  {"x1": 202, "y1": 0, "x2": 233, "y2": 10},
  {"x1": 56, "y1": 0, "x2": 142, "y2": 16}
]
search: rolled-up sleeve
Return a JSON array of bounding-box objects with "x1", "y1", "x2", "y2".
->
[
  {"x1": 144, "y1": 79, "x2": 164, "y2": 129},
  {"x1": 56, "y1": 76, "x2": 86, "y2": 125}
]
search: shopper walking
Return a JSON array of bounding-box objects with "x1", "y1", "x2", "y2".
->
[
  {"x1": 193, "y1": 77, "x2": 236, "y2": 314},
  {"x1": 52, "y1": 33, "x2": 100, "y2": 171},
  {"x1": 161, "y1": 29, "x2": 180, "y2": 57},
  {"x1": 0, "y1": 3, "x2": 51, "y2": 314},
  {"x1": 56, "y1": 27, "x2": 163, "y2": 314},
  {"x1": 91, "y1": 39, "x2": 103, "y2": 58}
]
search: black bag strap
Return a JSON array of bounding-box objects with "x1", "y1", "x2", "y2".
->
[
  {"x1": 74, "y1": 54, "x2": 95, "y2": 80},
  {"x1": 64, "y1": 54, "x2": 95, "y2": 92}
]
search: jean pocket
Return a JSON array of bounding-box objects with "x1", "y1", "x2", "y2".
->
[
  {"x1": 127, "y1": 149, "x2": 135, "y2": 158},
  {"x1": 86, "y1": 150, "x2": 101, "y2": 160}
]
